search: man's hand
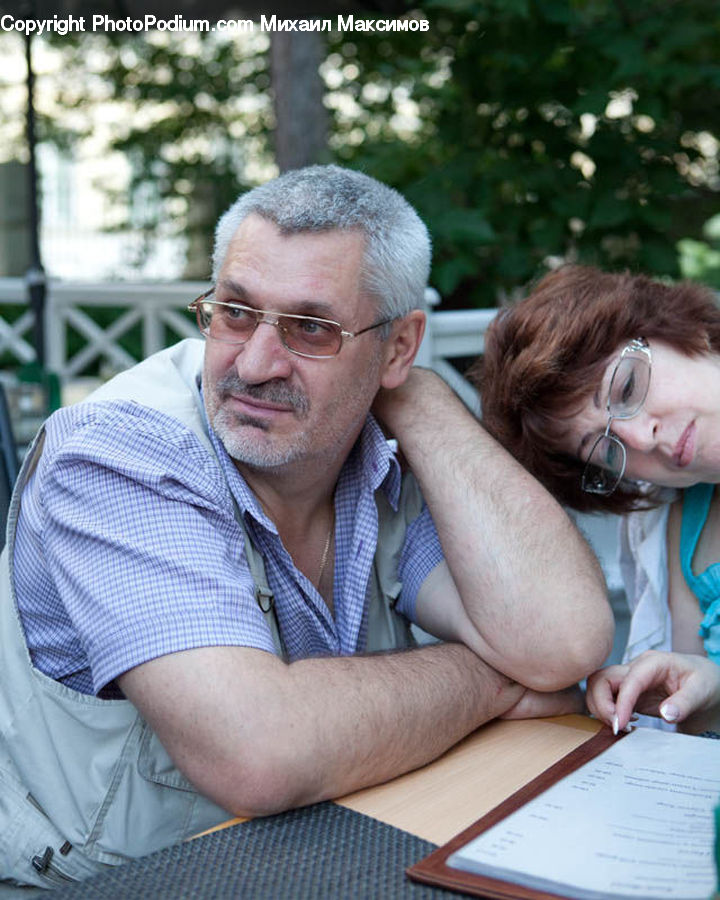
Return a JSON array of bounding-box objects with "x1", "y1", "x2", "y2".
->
[
  {"x1": 586, "y1": 650, "x2": 720, "y2": 734},
  {"x1": 500, "y1": 684, "x2": 586, "y2": 720},
  {"x1": 372, "y1": 366, "x2": 438, "y2": 426}
]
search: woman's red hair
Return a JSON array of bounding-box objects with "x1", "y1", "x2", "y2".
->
[{"x1": 475, "y1": 265, "x2": 720, "y2": 513}]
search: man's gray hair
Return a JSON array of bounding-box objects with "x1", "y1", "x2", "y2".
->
[{"x1": 212, "y1": 165, "x2": 431, "y2": 321}]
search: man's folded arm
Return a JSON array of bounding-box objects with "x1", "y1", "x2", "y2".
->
[
  {"x1": 375, "y1": 368, "x2": 614, "y2": 692},
  {"x1": 117, "y1": 642, "x2": 525, "y2": 817}
]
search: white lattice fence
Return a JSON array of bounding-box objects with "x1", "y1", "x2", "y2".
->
[
  {"x1": 0, "y1": 279, "x2": 206, "y2": 380},
  {"x1": 0, "y1": 280, "x2": 36, "y2": 366}
]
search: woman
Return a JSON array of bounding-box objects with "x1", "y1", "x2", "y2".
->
[{"x1": 478, "y1": 264, "x2": 720, "y2": 735}]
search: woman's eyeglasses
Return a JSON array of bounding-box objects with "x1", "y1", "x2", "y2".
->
[{"x1": 581, "y1": 337, "x2": 652, "y2": 496}]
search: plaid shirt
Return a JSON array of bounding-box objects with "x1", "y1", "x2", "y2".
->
[{"x1": 14, "y1": 400, "x2": 443, "y2": 697}]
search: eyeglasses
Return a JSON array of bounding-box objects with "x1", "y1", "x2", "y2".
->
[
  {"x1": 189, "y1": 289, "x2": 392, "y2": 360},
  {"x1": 581, "y1": 337, "x2": 652, "y2": 496}
]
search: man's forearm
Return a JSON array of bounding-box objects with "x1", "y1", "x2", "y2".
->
[
  {"x1": 120, "y1": 641, "x2": 524, "y2": 818},
  {"x1": 375, "y1": 369, "x2": 613, "y2": 689},
  {"x1": 271, "y1": 642, "x2": 524, "y2": 809}
]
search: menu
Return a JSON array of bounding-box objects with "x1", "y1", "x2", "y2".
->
[{"x1": 410, "y1": 728, "x2": 719, "y2": 900}]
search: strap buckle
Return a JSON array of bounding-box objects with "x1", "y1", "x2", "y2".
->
[{"x1": 255, "y1": 586, "x2": 274, "y2": 613}]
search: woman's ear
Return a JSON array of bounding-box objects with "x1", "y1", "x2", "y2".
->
[{"x1": 380, "y1": 310, "x2": 426, "y2": 390}]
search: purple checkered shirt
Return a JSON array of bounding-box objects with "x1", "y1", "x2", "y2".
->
[{"x1": 14, "y1": 399, "x2": 443, "y2": 697}]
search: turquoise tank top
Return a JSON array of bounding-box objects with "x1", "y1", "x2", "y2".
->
[{"x1": 680, "y1": 482, "x2": 720, "y2": 663}]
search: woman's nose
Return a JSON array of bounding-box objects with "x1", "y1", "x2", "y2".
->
[{"x1": 611, "y1": 412, "x2": 657, "y2": 453}]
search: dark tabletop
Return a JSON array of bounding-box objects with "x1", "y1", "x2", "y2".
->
[{"x1": 48, "y1": 802, "x2": 459, "y2": 899}]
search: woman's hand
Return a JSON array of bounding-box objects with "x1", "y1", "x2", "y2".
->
[{"x1": 586, "y1": 650, "x2": 720, "y2": 734}]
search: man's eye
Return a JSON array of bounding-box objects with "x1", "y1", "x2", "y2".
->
[
  {"x1": 224, "y1": 305, "x2": 252, "y2": 321},
  {"x1": 299, "y1": 319, "x2": 332, "y2": 336}
]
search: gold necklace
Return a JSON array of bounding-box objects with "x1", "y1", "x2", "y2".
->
[{"x1": 316, "y1": 511, "x2": 335, "y2": 585}]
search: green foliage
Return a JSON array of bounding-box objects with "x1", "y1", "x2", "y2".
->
[
  {"x1": 679, "y1": 214, "x2": 720, "y2": 288},
  {"x1": 328, "y1": 0, "x2": 720, "y2": 306},
  {"x1": 42, "y1": 30, "x2": 274, "y2": 278},
  {"x1": 20, "y1": 1, "x2": 720, "y2": 309}
]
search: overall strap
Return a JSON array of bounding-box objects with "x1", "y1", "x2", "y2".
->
[
  {"x1": 233, "y1": 511, "x2": 287, "y2": 661},
  {"x1": 366, "y1": 472, "x2": 424, "y2": 652},
  {"x1": 680, "y1": 483, "x2": 714, "y2": 589}
]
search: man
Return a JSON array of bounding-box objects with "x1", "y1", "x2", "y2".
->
[{"x1": 0, "y1": 166, "x2": 612, "y2": 887}]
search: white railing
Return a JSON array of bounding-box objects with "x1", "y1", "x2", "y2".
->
[
  {"x1": 0, "y1": 278, "x2": 203, "y2": 377},
  {"x1": 416, "y1": 297, "x2": 495, "y2": 412},
  {"x1": 0, "y1": 278, "x2": 488, "y2": 408}
]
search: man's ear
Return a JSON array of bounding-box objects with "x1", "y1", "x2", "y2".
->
[{"x1": 380, "y1": 310, "x2": 426, "y2": 390}]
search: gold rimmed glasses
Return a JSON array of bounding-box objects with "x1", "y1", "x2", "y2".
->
[{"x1": 189, "y1": 288, "x2": 392, "y2": 360}]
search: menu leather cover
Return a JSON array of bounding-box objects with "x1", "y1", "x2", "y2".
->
[{"x1": 406, "y1": 727, "x2": 621, "y2": 899}]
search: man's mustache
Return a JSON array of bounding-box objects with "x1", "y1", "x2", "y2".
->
[{"x1": 216, "y1": 372, "x2": 310, "y2": 417}]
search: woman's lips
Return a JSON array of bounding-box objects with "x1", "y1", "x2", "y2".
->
[{"x1": 673, "y1": 422, "x2": 695, "y2": 468}]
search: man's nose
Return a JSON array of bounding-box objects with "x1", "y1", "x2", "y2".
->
[{"x1": 233, "y1": 319, "x2": 294, "y2": 382}]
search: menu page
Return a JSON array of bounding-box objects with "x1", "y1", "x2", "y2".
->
[{"x1": 447, "y1": 728, "x2": 719, "y2": 900}]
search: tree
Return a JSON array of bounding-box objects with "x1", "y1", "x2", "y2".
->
[
  {"x1": 38, "y1": 28, "x2": 274, "y2": 278},
  {"x1": 271, "y1": 32, "x2": 329, "y2": 172},
  {"x1": 5, "y1": 1, "x2": 719, "y2": 306},
  {"x1": 679, "y1": 213, "x2": 720, "y2": 288},
  {"x1": 36, "y1": 28, "x2": 331, "y2": 274},
  {"x1": 326, "y1": 0, "x2": 720, "y2": 306}
]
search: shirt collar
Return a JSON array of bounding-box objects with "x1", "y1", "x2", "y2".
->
[{"x1": 353, "y1": 413, "x2": 402, "y2": 509}]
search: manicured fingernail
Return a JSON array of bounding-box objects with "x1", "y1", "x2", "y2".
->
[
  {"x1": 612, "y1": 714, "x2": 619, "y2": 735},
  {"x1": 660, "y1": 703, "x2": 679, "y2": 722}
]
